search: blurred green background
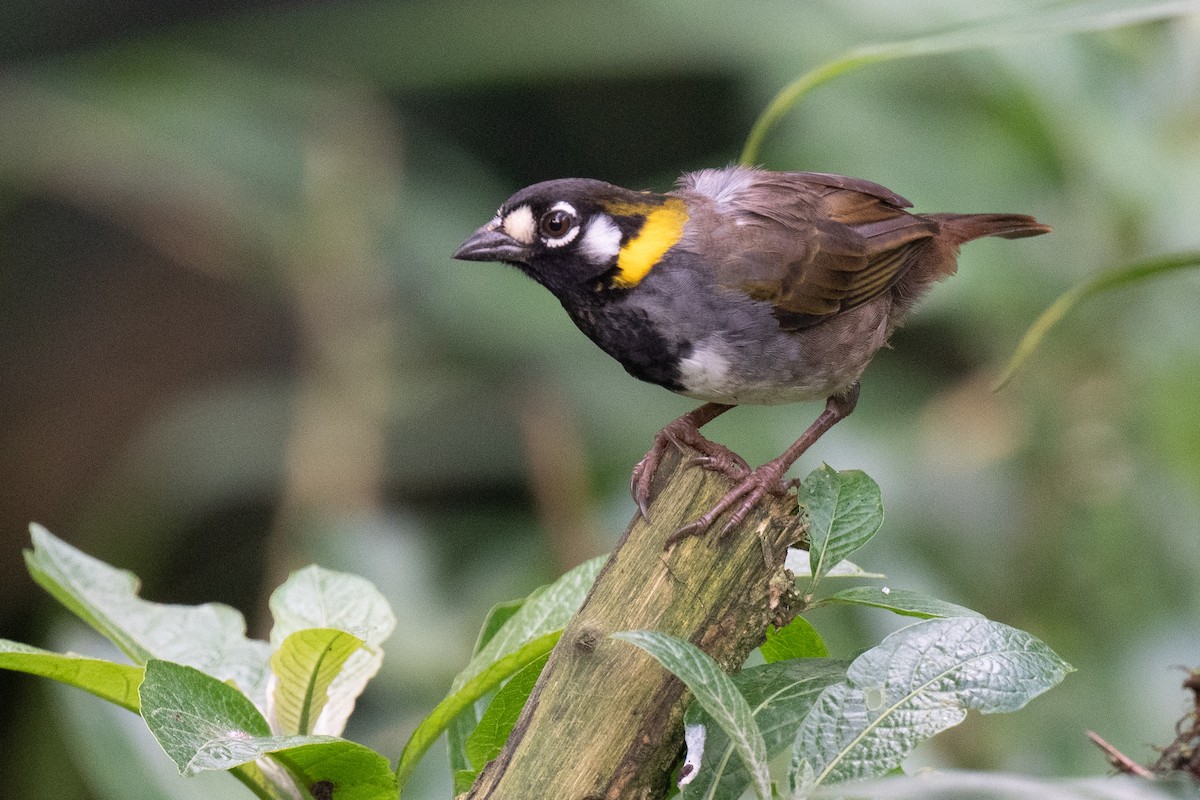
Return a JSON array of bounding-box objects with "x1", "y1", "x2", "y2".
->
[{"x1": 2, "y1": 1, "x2": 1199, "y2": 797}]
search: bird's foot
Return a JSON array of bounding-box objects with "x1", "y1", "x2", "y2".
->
[
  {"x1": 659, "y1": 387, "x2": 859, "y2": 549},
  {"x1": 664, "y1": 460, "x2": 795, "y2": 549},
  {"x1": 631, "y1": 417, "x2": 748, "y2": 520}
]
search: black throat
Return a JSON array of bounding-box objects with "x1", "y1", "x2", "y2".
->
[{"x1": 558, "y1": 292, "x2": 687, "y2": 392}]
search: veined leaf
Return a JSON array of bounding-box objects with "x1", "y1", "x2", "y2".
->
[
  {"x1": 683, "y1": 659, "x2": 847, "y2": 800},
  {"x1": 269, "y1": 565, "x2": 395, "y2": 648},
  {"x1": 812, "y1": 770, "x2": 1200, "y2": 799},
  {"x1": 267, "y1": 566, "x2": 394, "y2": 736},
  {"x1": 24, "y1": 524, "x2": 272, "y2": 704},
  {"x1": 799, "y1": 468, "x2": 884, "y2": 587},
  {"x1": 268, "y1": 628, "x2": 365, "y2": 735},
  {"x1": 789, "y1": 617, "x2": 1072, "y2": 791},
  {"x1": 613, "y1": 630, "x2": 772, "y2": 800},
  {"x1": 140, "y1": 657, "x2": 291, "y2": 773},
  {"x1": 139, "y1": 659, "x2": 395, "y2": 798}
]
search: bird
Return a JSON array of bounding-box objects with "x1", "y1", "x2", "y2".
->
[{"x1": 453, "y1": 166, "x2": 1050, "y2": 545}]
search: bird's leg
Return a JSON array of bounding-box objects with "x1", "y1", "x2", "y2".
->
[
  {"x1": 665, "y1": 383, "x2": 860, "y2": 548},
  {"x1": 631, "y1": 402, "x2": 743, "y2": 520}
]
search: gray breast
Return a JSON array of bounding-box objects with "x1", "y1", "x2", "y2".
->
[{"x1": 629, "y1": 264, "x2": 892, "y2": 405}]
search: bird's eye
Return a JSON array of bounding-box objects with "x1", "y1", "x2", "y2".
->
[{"x1": 539, "y1": 209, "x2": 575, "y2": 239}]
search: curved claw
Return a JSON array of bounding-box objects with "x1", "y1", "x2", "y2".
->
[
  {"x1": 636, "y1": 493, "x2": 652, "y2": 521},
  {"x1": 631, "y1": 454, "x2": 657, "y2": 520},
  {"x1": 663, "y1": 516, "x2": 711, "y2": 549},
  {"x1": 630, "y1": 404, "x2": 739, "y2": 522}
]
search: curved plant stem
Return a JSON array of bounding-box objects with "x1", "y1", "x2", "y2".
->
[
  {"x1": 994, "y1": 251, "x2": 1200, "y2": 389},
  {"x1": 739, "y1": 53, "x2": 882, "y2": 166},
  {"x1": 739, "y1": 0, "x2": 1200, "y2": 166}
]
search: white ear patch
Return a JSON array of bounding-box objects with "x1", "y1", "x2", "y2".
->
[
  {"x1": 579, "y1": 214, "x2": 622, "y2": 263},
  {"x1": 502, "y1": 205, "x2": 536, "y2": 245}
]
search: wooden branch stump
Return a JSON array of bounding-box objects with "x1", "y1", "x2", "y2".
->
[{"x1": 462, "y1": 445, "x2": 806, "y2": 800}]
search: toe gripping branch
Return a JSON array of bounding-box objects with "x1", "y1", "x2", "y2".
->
[{"x1": 634, "y1": 385, "x2": 860, "y2": 549}]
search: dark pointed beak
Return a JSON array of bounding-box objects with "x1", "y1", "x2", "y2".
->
[{"x1": 453, "y1": 225, "x2": 528, "y2": 263}]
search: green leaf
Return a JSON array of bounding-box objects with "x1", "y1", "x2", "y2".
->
[
  {"x1": 49, "y1": 665, "x2": 251, "y2": 800},
  {"x1": 396, "y1": 630, "x2": 561, "y2": 790},
  {"x1": 818, "y1": 587, "x2": 983, "y2": 620},
  {"x1": 447, "y1": 712, "x2": 478, "y2": 778},
  {"x1": 0, "y1": 638, "x2": 143, "y2": 712},
  {"x1": 140, "y1": 657, "x2": 272, "y2": 773},
  {"x1": 789, "y1": 617, "x2": 1073, "y2": 791},
  {"x1": 24, "y1": 524, "x2": 272, "y2": 704},
  {"x1": 269, "y1": 628, "x2": 365, "y2": 735},
  {"x1": 472, "y1": 598, "x2": 527, "y2": 656},
  {"x1": 449, "y1": 597, "x2": 529, "y2": 775},
  {"x1": 995, "y1": 251, "x2": 1200, "y2": 388},
  {"x1": 434, "y1": 558, "x2": 601, "y2": 789},
  {"x1": 269, "y1": 565, "x2": 395, "y2": 648},
  {"x1": 451, "y1": 555, "x2": 604, "y2": 694},
  {"x1": 682, "y1": 659, "x2": 847, "y2": 800},
  {"x1": 270, "y1": 740, "x2": 398, "y2": 800},
  {"x1": 799, "y1": 468, "x2": 884, "y2": 585},
  {"x1": 814, "y1": 771, "x2": 1200, "y2": 800},
  {"x1": 268, "y1": 566, "x2": 394, "y2": 737},
  {"x1": 613, "y1": 630, "x2": 772, "y2": 800},
  {"x1": 762, "y1": 617, "x2": 829, "y2": 663},
  {"x1": 740, "y1": 0, "x2": 1200, "y2": 164},
  {"x1": 454, "y1": 769, "x2": 478, "y2": 795},
  {"x1": 140, "y1": 659, "x2": 395, "y2": 797},
  {"x1": 465, "y1": 652, "x2": 550, "y2": 771}
]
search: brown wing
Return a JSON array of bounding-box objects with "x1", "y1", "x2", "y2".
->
[{"x1": 680, "y1": 169, "x2": 941, "y2": 330}]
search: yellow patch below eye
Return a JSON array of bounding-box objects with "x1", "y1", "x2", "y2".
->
[{"x1": 611, "y1": 198, "x2": 688, "y2": 289}]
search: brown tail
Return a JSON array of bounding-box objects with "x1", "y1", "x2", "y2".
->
[
  {"x1": 928, "y1": 212, "x2": 1052, "y2": 243},
  {"x1": 893, "y1": 211, "x2": 1051, "y2": 294}
]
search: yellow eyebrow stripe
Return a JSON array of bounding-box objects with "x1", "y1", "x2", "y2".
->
[{"x1": 610, "y1": 198, "x2": 688, "y2": 289}]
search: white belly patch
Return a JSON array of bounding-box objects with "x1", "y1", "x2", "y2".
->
[
  {"x1": 677, "y1": 343, "x2": 732, "y2": 397},
  {"x1": 675, "y1": 340, "x2": 841, "y2": 405}
]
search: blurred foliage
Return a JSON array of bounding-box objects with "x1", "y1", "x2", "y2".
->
[{"x1": 1, "y1": 1, "x2": 1200, "y2": 798}]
